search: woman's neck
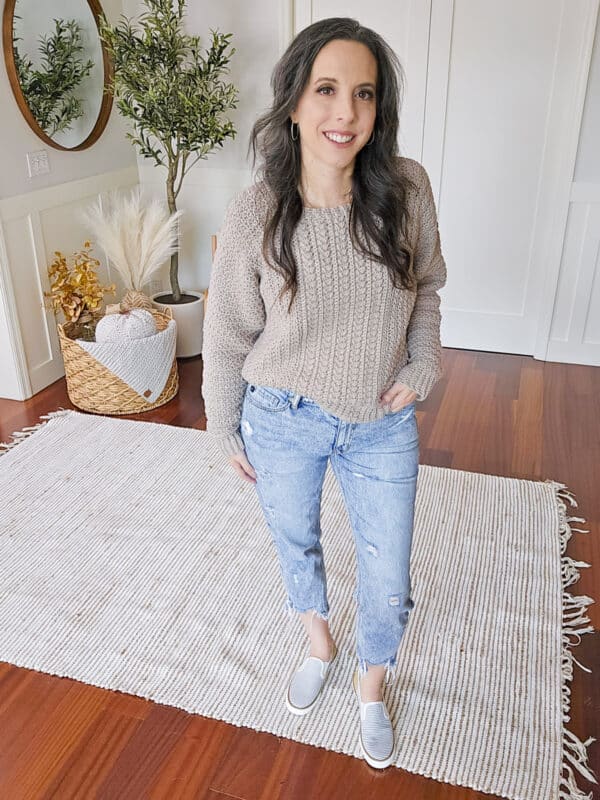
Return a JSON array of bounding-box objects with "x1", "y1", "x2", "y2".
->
[{"x1": 298, "y1": 166, "x2": 354, "y2": 208}]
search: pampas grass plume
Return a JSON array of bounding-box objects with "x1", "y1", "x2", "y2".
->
[{"x1": 80, "y1": 187, "x2": 183, "y2": 291}]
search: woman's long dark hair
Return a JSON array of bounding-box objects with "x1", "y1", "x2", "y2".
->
[{"x1": 248, "y1": 17, "x2": 419, "y2": 314}]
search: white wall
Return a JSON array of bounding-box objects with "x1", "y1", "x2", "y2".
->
[
  {"x1": 130, "y1": 0, "x2": 284, "y2": 298},
  {"x1": 138, "y1": 0, "x2": 600, "y2": 370},
  {"x1": 574, "y1": 10, "x2": 600, "y2": 182},
  {"x1": 0, "y1": 0, "x2": 282, "y2": 400},
  {"x1": 0, "y1": 0, "x2": 136, "y2": 200},
  {"x1": 1, "y1": 0, "x2": 598, "y2": 400},
  {"x1": 0, "y1": 0, "x2": 138, "y2": 399}
]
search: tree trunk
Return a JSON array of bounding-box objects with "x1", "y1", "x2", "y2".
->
[{"x1": 167, "y1": 173, "x2": 182, "y2": 303}]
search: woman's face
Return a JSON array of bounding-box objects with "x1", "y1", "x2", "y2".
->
[{"x1": 290, "y1": 39, "x2": 378, "y2": 173}]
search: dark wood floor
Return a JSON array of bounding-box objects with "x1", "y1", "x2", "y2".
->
[{"x1": 0, "y1": 348, "x2": 598, "y2": 800}]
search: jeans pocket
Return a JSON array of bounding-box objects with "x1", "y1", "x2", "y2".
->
[
  {"x1": 245, "y1": 384, "x2": 291, "y2": 412},
  {"x1": 387, "y1": 401, "x2": 416, "y2": 423}
]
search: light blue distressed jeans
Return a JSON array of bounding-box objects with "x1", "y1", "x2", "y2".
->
[{"x1": 240, "y1": 383, "x2": 419, "y2": 684}]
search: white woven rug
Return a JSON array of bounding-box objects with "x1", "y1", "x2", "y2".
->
[{"x1": 0, "y1": 410, "x2": 596, "y2": 800}]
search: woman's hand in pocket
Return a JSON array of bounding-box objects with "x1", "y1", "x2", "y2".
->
[
  {"x1": 229, "y1": 450, "x2": 257, "y2": 483},
  {"x1": 379, "y1": 381, "x2": 418, "y2": 412}
]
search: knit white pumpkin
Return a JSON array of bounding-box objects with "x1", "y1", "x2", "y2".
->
[{"x1": 95, "y1": 308, "x2": 157, "y2": 342}]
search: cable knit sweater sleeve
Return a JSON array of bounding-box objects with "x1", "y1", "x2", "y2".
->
[
  {"x1": 393, "y1": 163, "x2": 447, "y2": 401},
  {"x1": 201, "y1": 189, "x2": 266, "y2": 457}
]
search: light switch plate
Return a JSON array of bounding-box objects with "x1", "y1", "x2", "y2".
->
[{"x1": 26, "y1": 150, "x2": 50, "y2": 178}]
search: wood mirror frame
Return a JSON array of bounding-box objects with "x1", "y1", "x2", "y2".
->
[{"x1": 2, "y1": 0, "x2": 113, "y2": 151}]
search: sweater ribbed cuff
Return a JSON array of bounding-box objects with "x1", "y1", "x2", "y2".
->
[
  {"x1": 394, "y1": 361, "x2": 440, "y2": 402},
  {"x1": 218, "y1": 430, "x2": 246, "y2": 458}
]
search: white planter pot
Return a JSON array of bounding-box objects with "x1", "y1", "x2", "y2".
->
[{"x1": 151, "y1": 290, "x2": 205, "y2": 358}]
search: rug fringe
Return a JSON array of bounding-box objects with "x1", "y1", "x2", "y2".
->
[
  {"x1": 560, "y1": 761, "x2": 597, "y2": 800},
  {"x1": 544, "y1": 480, "x2": 598, "y2": 799},
  {"x1": 0, "y1": 408, "x2": 73, "y2": 454},
  {"x1": 562, "y1": 557, "x2": 593, "y2": 590}
]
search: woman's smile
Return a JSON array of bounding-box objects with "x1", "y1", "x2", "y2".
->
[{"x1": 323, "y1": 131, "x2": 356, "y2": 147}]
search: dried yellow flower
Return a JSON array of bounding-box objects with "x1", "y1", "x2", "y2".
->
[{"x1": 43, "y1": 242, "x2": 116, "y2": 323}]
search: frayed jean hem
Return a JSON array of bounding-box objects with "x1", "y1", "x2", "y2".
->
[
  {"x1": 357, "y1": 654, "x2": 398, "y2": 686},
  {"x1": 284, "y1": 596, "x2": 330, "y2": 623}
]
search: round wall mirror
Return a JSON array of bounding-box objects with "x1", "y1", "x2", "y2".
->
[{"x1": 2, "y1": 0, "x2": 113, "y2": 151}]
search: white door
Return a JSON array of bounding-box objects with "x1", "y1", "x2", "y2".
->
[{"x1": 293, "y1": 0, "x2": 599, "y2": 358}]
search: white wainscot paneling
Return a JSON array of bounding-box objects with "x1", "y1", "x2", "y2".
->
[
  {"x1": 547, "y1": 182, "x2": 600, "y2": 366},
  {"x1": 0, "y1": 167, "x2": 139, "y2": 399}
]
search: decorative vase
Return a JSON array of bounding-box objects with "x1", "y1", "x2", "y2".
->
[{"x1": 151, "y1": 290, "x2": 205, "y2": 357}]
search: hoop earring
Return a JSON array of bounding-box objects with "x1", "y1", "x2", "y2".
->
[
  {"x1": 366, "y1": 129, "x2": 375, "y2": 146},
  {"x1": 290, "y1": 120, "x2": 299, "y2": 141}
]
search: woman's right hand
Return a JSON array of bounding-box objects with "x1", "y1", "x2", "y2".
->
[{"x1": 228, "y1": 450, "x2": 257, "y2": 483}]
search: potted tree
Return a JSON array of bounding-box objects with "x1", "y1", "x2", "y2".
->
[{"x1": 99, "y1": 0, "x2": 238, "y2": 356}]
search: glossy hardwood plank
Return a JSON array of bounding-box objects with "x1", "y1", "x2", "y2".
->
[{"x1": 0, "y1": 348, "x2": 598, "y2": 799}]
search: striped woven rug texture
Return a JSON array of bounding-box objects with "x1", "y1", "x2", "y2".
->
[{"x1": 0, "y1": 410, "x2": 596, "y2": 800}]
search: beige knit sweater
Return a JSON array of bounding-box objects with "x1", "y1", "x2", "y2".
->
[{"x1": 201, "y1": 157, "x2": 447, "y2": 457}]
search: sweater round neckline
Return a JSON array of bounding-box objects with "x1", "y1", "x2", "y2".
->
[{"x1": 302, "y1": 202, "x2": 352, "y2": 211}]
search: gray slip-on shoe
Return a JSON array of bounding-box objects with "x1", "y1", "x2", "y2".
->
[
  {"x1": 285, "y1": 641, "x2": 338, "y2": 715},
  {"x1": 352, "y1": 667, "x2": 395, "y2": 768}
]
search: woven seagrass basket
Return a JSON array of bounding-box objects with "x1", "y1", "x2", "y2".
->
[{"x1": 57, "y1": 307, "x2": 179, "y2": 415}]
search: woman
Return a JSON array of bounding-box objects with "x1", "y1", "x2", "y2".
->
[{"x1": 201, "y1": 17, "x2": 447, "y2": 769}]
